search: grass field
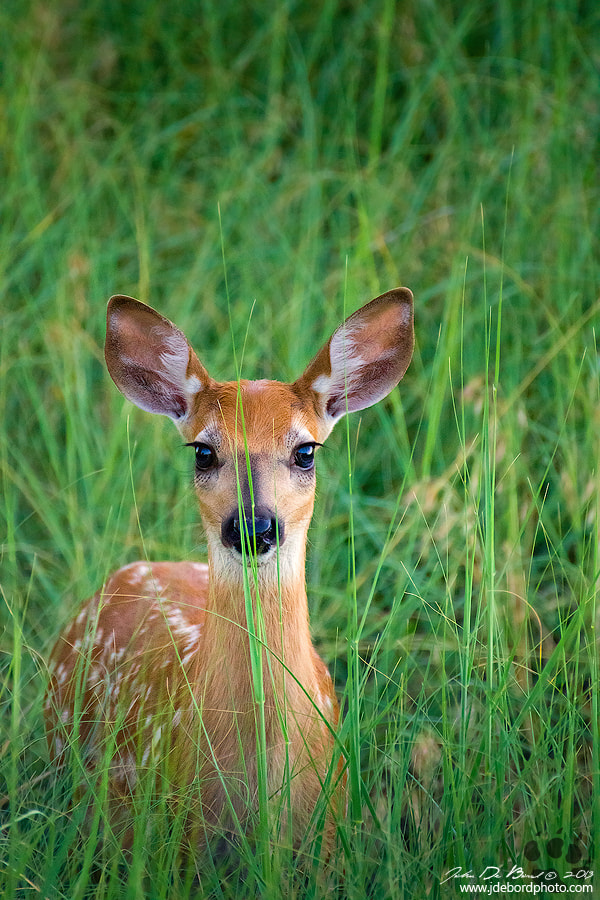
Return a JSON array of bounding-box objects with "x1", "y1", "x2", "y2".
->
[{"x1": 1, "y1": 1, "x2": 598, "y2": 897}]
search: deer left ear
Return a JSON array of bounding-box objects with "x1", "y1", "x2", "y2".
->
[
  {"x1": 294, "y1": 288, "x2": 414, "y2": 433},
  {"x1": 104, "y1": 295, "x2": 211, "y2": 423}
]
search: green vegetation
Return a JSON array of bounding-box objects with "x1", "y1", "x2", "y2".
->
[{"x1": 1, "y1": 0, "x2": 598, "y2": 896}]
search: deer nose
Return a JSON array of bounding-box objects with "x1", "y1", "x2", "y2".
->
[{"x1": 221, "y1": 510, "x2": 283, "y2": 556}]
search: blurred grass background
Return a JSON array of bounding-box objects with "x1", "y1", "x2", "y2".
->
[{"x1": 0, "y1": 0, "x2": 598, "y2": 896}]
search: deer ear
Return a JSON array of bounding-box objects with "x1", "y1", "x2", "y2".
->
[
  {"x1": 104, "y1": 296, "x2": 210, "y2": 422},
  {"x1": 294, "y1": 288, "x2": 414, "y2": 434}
]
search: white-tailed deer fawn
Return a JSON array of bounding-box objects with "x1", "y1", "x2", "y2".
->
[{"x1": 45, "y1": 288, "x2": 414, "y2": 854}]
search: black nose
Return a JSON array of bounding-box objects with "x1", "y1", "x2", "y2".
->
[{"x1": 221, "y1": 510, "x2": 283, "y2": 556}]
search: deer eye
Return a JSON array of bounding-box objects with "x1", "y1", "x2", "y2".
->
[
  {"x1": 293, "y1": 443, "x2": 317, "y2": 470},
  {"x1": 187, "y1": 442, "x2": 217, "y2": 471}
]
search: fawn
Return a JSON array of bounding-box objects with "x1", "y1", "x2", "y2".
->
[{"x1": 45, "y1": 288, "x2": 414, "y2": 854}]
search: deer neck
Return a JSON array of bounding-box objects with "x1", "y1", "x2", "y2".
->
[{"x1": 200, "y1": 543, "x2": 316, "y2": 714}]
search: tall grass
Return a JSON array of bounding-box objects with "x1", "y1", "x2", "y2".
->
[{"x1": 1, "y1": 0, "x2": 598, "y2": 896}]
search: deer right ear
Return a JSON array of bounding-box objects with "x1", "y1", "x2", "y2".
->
[
  {"x1": 104, "y1": 296, "x2": 210, "y2": 423},
  {"x1": 294, "y1": 288, "x2": 414, "y2": 438}
]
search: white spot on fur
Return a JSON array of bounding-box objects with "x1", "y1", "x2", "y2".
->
[
  {"x1": 311, "y1": 373, "x2": 332, "y2": 394},
  {"x1": 88, "y1": 664, "x2": 103, "y2": 686},
  {"x1": 164, "y1": 607, "x2": 202, "y2": 648},
  {"x1": 126, "y1": 563, "x2": 150, "y2": 585},
  {"x1": 185, "y1": 373, "x2": 203, "y2": 394},
  {"x1": 108, "y1": 647, "x2": 127, "y2": 667},
  {"x1": 55, "y1": 663, "x2": 69, "y2": 685},
  {"x1": 181, "y1": 647, "x2": 197, "y2": 666},
  {"x1": 117, "y1": 753, "x2": 138, "y2": 788}
]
